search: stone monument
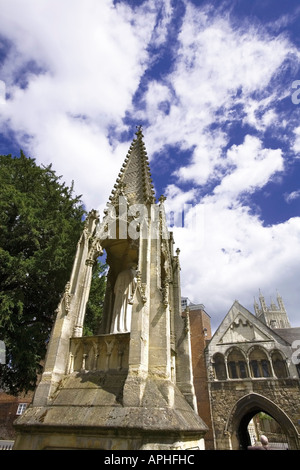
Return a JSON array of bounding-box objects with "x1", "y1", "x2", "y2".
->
[{"x1": 13, "y1": 127, "x2": 208, "y2": 450}]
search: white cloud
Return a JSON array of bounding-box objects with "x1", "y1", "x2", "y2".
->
[
  {"x1": 293, "y1": 126, "x2": 300, "y2": 155},
  {"x1": 147, "y1": 0, "x2": 173, "y2": 47},
  {"x1": 142, "y1": 2, "x2": 296, "y2": 189},
  {"x1": 142, "y1": 81, "x2": 172, "y2": 118},
  {"x1": 242, "y1": 97, "x2": 280, "y2": 131},
  {"x1": 213, "y1": 135, "x2": 284, "y2": 198},
  {"x1": 174, "y1": 130, "x2": 228, "y2": 186},
  {"x1": 139, "y1": 4, "x2": 300, "y2": 329},
  {"x1": 0, "y1": 0, "x2": 299, "y2": 332},
  {"x1": 0, "y1": 0, "x2": 161, "y2": 207},
  {"x1": 284, "y1": 190, "x2": 300, "y2": 203},
  {"x1": 174, "y1": 199, "x2": 300, "y2": 330},
  {"x1": 0, "y1": 80, "x2": 5, "y2": 105}
]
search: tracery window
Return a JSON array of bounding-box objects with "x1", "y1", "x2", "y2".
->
[
  {"x1": 212, "y1": 345, "x2": 291, "y2": 381},
  {"x1": 228, "y1": 360, "x2": 238, "y2": 378},
  {"x1": 271, "y1": 350, "x2": 288, "y2": 378},
  {"x1": 249, "y1": 348, "x2": 271, "y2": 378},
  {"x1": 213, "y1": 353, "x2": 227, "y2": 380},
  {"x1": 16, "y1": 403, "x2": 27, "y2": 415},
  {"x1": 227, "y1": 349, "x2": 249, "y2": 379}
]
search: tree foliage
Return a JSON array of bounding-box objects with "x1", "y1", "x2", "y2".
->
[{"x1": 0, "y1": 152, "x2": 85, "y2": 394}]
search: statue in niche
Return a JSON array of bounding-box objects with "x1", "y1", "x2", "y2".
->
[{"x1": 110, "y1": 264, "x2": 137, "y2": 334}]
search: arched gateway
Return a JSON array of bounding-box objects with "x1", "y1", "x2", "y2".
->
[
  {"x1": 205, "y1": 301, "x2": 300, "y2": 450},
  {"x1": 225, "y1": 393, "x2": 299, "y2": 450}
]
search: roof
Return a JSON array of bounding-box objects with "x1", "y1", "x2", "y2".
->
[
  {"x1": 274, "y1": 327, "x2": 300, "y2": 345},
  {"x1": 107, "y1": 127, "x2": 156, "y2": 207},
  {"x1": 208, "y1": 300, "x2": 292, "y2": 348}
]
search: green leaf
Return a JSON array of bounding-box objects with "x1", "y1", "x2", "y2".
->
[{"x1": 0, "y1": 152, "x2": 85, "y2": 393}]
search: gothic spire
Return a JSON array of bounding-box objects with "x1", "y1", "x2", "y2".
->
[{"x1": 107, "y1": 127, "x2": 156, "y2": 207}]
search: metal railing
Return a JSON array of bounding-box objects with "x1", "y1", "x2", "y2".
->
[
  {"x1": 0, "y1": 440, "x2": 14, "y2": 450},
  {"x1": 268, "y1": 442, "x2": 289, "y2": 450}
]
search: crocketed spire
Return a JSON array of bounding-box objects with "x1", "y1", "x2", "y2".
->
[{"x1": 107, "y1": 126, "x2": 156, "y2": 206}]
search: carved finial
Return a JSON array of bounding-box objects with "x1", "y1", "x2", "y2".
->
[
  {"x1": 159, "y1": 194, "x2": 167, "y2": 204},
  {"x1": 119, "y1": 182, "x2": 127, "y2": 194},
  {"x1": 136, "y1": 124, "x2": 143, "y2": 133},
  {"x1": 176, "y1": 248, "x2": 180, "y2": 256}
]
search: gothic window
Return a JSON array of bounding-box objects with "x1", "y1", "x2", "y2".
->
[
  {"x1": 261, "y1": 359, "x2": 271, "y2": 377},
  {"x1": 250, "y1": 360, "x2": 260, "y2": 378},
  {"x1": 227, "y1": 349, "x2": 249, "y2": 379},
  {"x1": 249, "y1": 348, "x2": 272, "y2": 378},
  {"x1": 181, "y1": 298, "x2": 188, "y2": 310},
  {"x1": 213, "y1": 353, "x2": 227, "y2": 380},
  {"x1": 271, "y1": 351, "x2": 288, "y2": 378},
  {"x1": 239, "y1": 360, "x2": 248, "y2": 378},
  {"x1": 228, "y1": 361, "x2": 238, "y2": 379},
  {"x1": 16, "y1": 403, "x2": 27, "y2": 415}
]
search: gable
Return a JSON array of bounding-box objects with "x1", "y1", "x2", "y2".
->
[
  {"x1": 218, "y1": 313, "x2": 272, "y2": 344},
  {"x1": 208, "y1": 301, "x2": 280, "y2": 348}
]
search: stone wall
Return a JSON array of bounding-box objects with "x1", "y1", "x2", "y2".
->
[
  {"x1": 209, "y1": 378, "x2": 300, "y2": 449},
  {"x1": 189, "y1": 307, "x2": 214, "y2": 449},
  {"x1": 0, "y1": 391, "x2": 33, "y2": 440}
]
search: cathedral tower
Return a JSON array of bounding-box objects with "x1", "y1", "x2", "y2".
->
[
  {"x1": 13, "y1": 128, "x2": 207, "y2": 450},
  {"x1": 254, "y1": 290, "x2": 291, "y2": 329}
]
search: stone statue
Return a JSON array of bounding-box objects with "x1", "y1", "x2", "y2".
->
[{"x1": 110, "y1": 266, "x2": 137, "y2": 334}]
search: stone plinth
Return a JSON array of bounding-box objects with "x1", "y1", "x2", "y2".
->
[{"x1": 14, "y1": 367, "x2": 207, "y2": 450}]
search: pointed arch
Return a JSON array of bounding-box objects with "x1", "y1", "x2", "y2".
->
[
  {"x1": 225, "y1": 392, "x2": 300, "y2": 450},
  {"x1": 226, "y1": 347, "x2": 249, "y2": 379},
  {"x1": 271, "y1": 349, "x2": 289, "y2": 378},
  {"x1": 248, "y1": 345, "x2": 272, "y2": 378}
]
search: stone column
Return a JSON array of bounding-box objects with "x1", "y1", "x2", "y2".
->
[
  {"x1": 123, "y1": 212, "x2": 150, "y2": 407},
  {"x1": 32, "y1": 211, "x2": 100, "y2": 406},
  {"x1": 73, "y1": 258, "x2": 95, "y2": 337},
  {"x1": 173, "y1": 250, "x2": 198, "y2": 412}
]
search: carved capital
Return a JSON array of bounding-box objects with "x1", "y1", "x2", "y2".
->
[{"x1": 85, "y1": 258, "x2": 95, "y2": 267}]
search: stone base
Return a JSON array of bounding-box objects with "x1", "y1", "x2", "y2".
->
[
  {"x1": 13, "y1": 429, "x2": 205, "y2": 451},
  {"x1": 13, "y1": 370, "x2": 207, "y2": 450}
]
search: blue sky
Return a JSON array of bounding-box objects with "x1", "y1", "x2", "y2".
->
[{"x1": 0, "y1": 0, "x2": 300, "y2": 331}]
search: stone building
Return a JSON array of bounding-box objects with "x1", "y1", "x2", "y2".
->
[
  {"x1": 13, "y1": 128, "x2": 207, "y2": 450},
  {"x1": 205, "y1": 297, "x2": 300, "y2": 450},
  {"x1": 0, "y1": 390, "x2": 33, "y2": 440},
  {"x1": 183, "y1": 299, "x2": 214, "y2": 450},
  {"x1": 254, "y1": 291, "x2": 291, "y2": 329}
]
